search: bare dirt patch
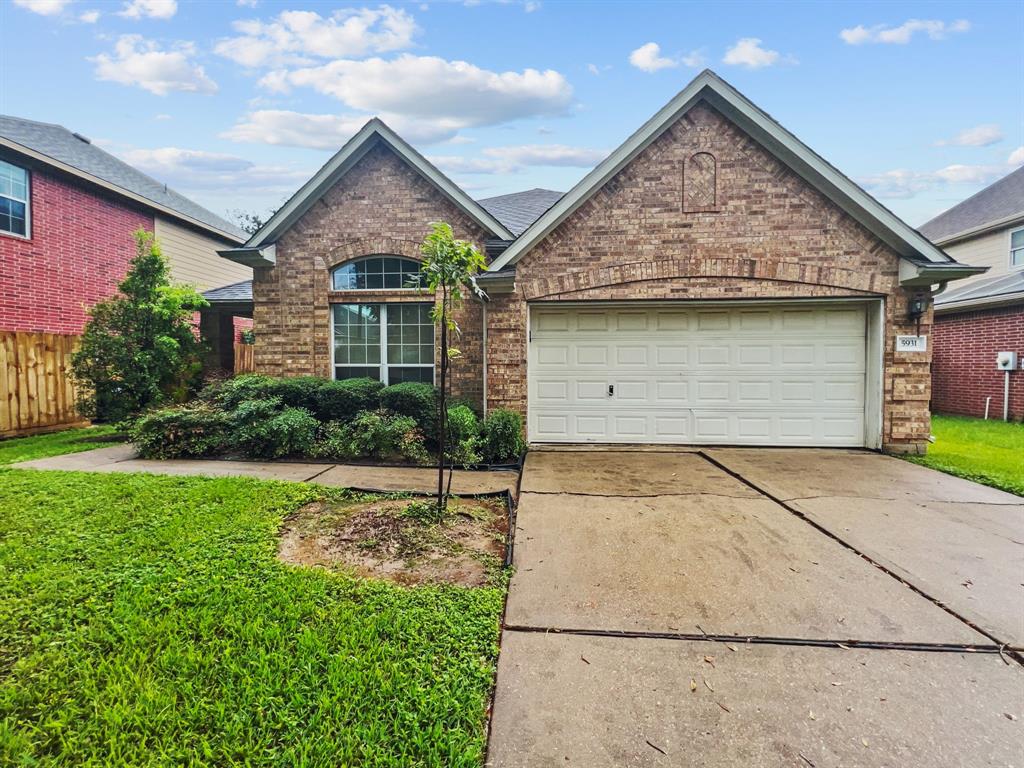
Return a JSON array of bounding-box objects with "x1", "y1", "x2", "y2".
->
[{"x1": 278, "y1": 494, "x2": 508, "y2": 587}]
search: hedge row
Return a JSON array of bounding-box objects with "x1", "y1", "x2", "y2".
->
[{"x1": 131, "y1": 374, "x2": 526, "y2": 465}]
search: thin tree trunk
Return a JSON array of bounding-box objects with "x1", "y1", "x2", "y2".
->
[{"x1": 436, "y1": 285, "x2": 448, "y2": 516}]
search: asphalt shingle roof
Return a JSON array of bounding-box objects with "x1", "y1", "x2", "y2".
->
[
  {"x1": 935, "y1": 269, "x2": 1024, "y2": 307},
  {"x1": 919, "y1": 166, "x2": 1024, "y2": 243},
  {"x1": 0, "y1": 115, "x2": 246, "y2": 242},
  {"x1": 203, "y1": 279, "x2": 253, "y2": 303},
  {"x1": 477, "y1": 188, "x2": 563, "y2": 237}
]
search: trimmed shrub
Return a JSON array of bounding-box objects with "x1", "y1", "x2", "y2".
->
[
  {"x1": 379, "y1": 382, "x2": 438, "y2": 436},
  {"x1": 264, "y1": 376, "x2": 325, "y2": 411},
  {"x1": 311, "y1": 410, "x2": 429, "y2": 464},
  {"x1": 314, "y1": 378, "x2": 384, "y2": 422},
  {"x1": 481, "y1": 409, "x2": 526, "y2": 464},
  {"x1": 201, "y1": 374, "x2": 275, "y2": 409},
  {"x1": 131, "y1": 404, "x2": 229, "y2": 459},
  {"x1": 445, "y1": 404, "x2": 481, "y2": 466},
  {"x1": 228, "y1": 398, "x2": 318, "y2": 458}
]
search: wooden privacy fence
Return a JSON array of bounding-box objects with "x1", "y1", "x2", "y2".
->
[
  {"x1": 234, "y1": 342, "x2": 255, "y2": 375},
  {"x1": 1, "y1": 331, "x2": 89, "y2": 437}
]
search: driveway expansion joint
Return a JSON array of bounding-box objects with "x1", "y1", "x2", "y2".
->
[
  {"x1": 520, "y1": 490, "x2": 759, "y2": 499},
  {"x1": 500, "y1": 624, "x2": 1019, "y2": 656},
  {"x1": 696, "y1": 450, "x2": 1023, "y2": 660}
]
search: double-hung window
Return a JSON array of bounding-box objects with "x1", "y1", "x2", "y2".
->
[
  {"x1": 330, "y1": 256, "x2": 433, "y2": 384},
  {"x1": 332, "y1": 303, "x2": 434, "y2": 384},
  {"x1": 1011, "y1": 227, "x2": 1024, "y2": 268},
  {"x1": 0, "y1": 159, "x2": 30, "y2": 237}
]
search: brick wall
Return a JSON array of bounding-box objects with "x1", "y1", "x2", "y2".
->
[
  {"x1": 485, "y1": 102, "x2": 932, "y2": 452},
  {"x1": 252, "y1": 142, "x2": 491, "y2": 405},
  {"x1": 932, "y1": 305, "x2": 1023, "y2": 420},
  {"x1": 0, "y1": 166, "x2": 153, "y2": 334}
]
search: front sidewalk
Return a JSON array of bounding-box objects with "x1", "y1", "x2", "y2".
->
[{"x1": 15, "y1": 444, "x2": 519, "y2": 497}]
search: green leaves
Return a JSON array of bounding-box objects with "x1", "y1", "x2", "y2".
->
[{"x1": 71, "y1": 229, "x2": 209, "y2": 423}]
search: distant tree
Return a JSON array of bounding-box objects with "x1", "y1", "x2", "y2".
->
[
  {"x1": 415, "y1": 222, "x2": 487, "y2": 516},
  {"x1": 229, "y1": 204, "x2": 281, "y2": 235},
  {"x1": 71, "y1": 230, "x2": 207, "y2": 423}
]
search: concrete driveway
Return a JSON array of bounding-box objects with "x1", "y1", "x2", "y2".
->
[{"x1": 487, "y1": 449, "x2": 1023, "y2": 767}]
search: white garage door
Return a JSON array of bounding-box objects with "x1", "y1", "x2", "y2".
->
[{"x1": 528, "y1": 304, "x2": 868, "y2": 446}]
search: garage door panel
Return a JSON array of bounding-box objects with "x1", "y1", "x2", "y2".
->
[{"x1": 528, "y1": 304, "x2": 868, "y2": 446}]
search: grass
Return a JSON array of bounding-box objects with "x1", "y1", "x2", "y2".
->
[
  {"x1": 907, "y1": 413, "x2": 1024, "y2": 497},
  {"x1": 0, "y1": 461, "x2": 504, "y2": 765},
  {"x1": 0, "y1": 425, "x2": 120, "y2": 465}
]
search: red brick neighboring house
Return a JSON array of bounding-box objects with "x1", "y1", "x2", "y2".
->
[
  {"x1": 919, "y1": 167, "x2": 1024, "y2": 421},
  {"x1": 218, "y1": 70, "x2": 983, "y2": 453},
  {"x1": 0, "y1": 116, "x2": 250, "y2": 359}
]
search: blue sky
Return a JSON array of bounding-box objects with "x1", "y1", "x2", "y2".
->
[{"x1": 1, "y1": 0, "x2": 1022, "y2": 228}]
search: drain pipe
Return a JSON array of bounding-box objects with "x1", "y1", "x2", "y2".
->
[{"x1": 1004, "y1": 370, "x2": 1011, "y2": 422}]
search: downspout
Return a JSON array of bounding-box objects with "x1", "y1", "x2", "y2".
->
[{"x1": 482, "y1": 302, "x2": 488, "y2": 418}]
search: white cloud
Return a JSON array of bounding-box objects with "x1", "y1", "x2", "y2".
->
[
  {"x1": 115, "y1": 146, "x2": 309, "y2": 193},
  {"x1": 629, "y1": 42, "x2": 677, "y2": 73},
  {"x1": 236, "y1": 0, "x2": 258, "y2": 6},
  {"x1": 79, "y1": 9, "x2": 100, "y2": 22},
  {"x1": 1009, "y1": 146, "x2": 1024, "y2": 166},
  {"x1": 222, "y1": 109, "x2": 455, "y2": 148},
  {"x1": 119, "y1": 0, "x2": 177, "y2": 20},
  {"x1": 430, "y1": 143, "x2": 605, "y2": 174},
  {"x1": 934, "y1": 124, "x2": 1004, "y2": 148},
  {"x1": 840, "y1": 19, "x2": 969, "y2": 45},
  {"x1": 259, "y1": 54, "x2": 572, "y2": 140},
  {"x1": 12, "y1": 0, "x2": 72, "y2": 15},
  {"x1": 681, "y1": 50, "x2": 706, "y2": 67},
  {"x1": 723, "y1": 38, "x2": 787, "y2": 69},
  {"x1": 214, "y1": 7, "x2": 418, "y2": 68},
  {"x1": 154, "y1": 113, "x2": 172, "y2": 120},
  {"x1": 91, "y1": 35, "x2": 218, "y2": 96},
  {"x1": 524, "y1": 0, "x2": 540, "y2": 11},
  {"x1": 860, "y1": 161, "x2": 1012, "y2": 199}
]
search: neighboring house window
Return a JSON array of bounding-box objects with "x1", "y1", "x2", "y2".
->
[
  {"x1": 0, "y1": 159, "x2": 30, "y2": 237},
  {"x1": 331, "y1": 256, "x2": 421, "y2": 290},
  {"x1": 332, "y1": 303, "x2": 434, "y2": 384},
  {"x1": 1011, "y1": 227, "x2": 1024, "y2": 268}
]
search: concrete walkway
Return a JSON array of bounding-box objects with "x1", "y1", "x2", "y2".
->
[
  {"x1": 487, "y1": 449, "x2": 1023, "y2": 767},
  {"x1": 14, "y1": 444, "x2": 519, "y2": 497}
]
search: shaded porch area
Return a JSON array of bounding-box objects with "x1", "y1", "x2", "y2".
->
[{"x1": 199, "y1": 279, "x2": 254, "y2": 374}]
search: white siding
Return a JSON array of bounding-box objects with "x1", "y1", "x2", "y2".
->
[
  {"x1": 155, "y1": 217, "x2": 250, "y2": 291},
  {"x1": 942, "y1": 227, "x2": 1020, "y2": 288}
]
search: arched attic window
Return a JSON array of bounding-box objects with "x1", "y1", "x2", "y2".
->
[{"x1": 331, "y1": 255, "x2": 422, "y2": 291}]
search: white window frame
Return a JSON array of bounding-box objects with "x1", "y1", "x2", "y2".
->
[
  {"x1": 1010, "y1": 226, "x2": 1024, "y2": 269},
  {"x1": 330, "y1": 302, "x2": 435, "y2": 385},
  {"x1": 330, "y1": 255, "x2": 422, "y2": 291},
  {"x1": 0, "y1": 158, "x2": 31, "y2": 239}
]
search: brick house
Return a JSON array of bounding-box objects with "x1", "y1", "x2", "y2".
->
[
  {"x1": 219, "y1": 70, "x2": 982, "y2": 453},
  {"x1": 919, "y1": 167, "x2": 1023, "y2": 421},
  {"x1": 0, "y1": 115, "x2": 251, "y2": 360}
]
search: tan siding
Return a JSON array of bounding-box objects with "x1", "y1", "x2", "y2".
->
[
  {"x1": 942, "y1": 227, "x2": 1018, "y2": 288},
  {"x1": 155, "y1": 217, "x2": 250, "y2": 291}
]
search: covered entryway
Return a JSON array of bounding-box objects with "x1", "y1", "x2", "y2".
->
[{"x1": 527, "y1": 302, "x2": 878, "y2": 446}]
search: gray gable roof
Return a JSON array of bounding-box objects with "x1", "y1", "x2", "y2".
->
[
  {"x1": 919, "y1": 166, "x2": 1024, "y2": 244},
  {"x1": 203, "y1": 279, "x2": 253, "y2": 303},
  {"x1": 477, "y1": 188, "x2": 563, "y2": 237},
  {"x1": 0, "y1": 115, "x2": 245, "y2": 242},
  {"x1": 934, "y1": 269, "x2": 1024, "y2": 311}
]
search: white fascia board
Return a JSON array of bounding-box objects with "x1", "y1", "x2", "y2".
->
[
  {"x1": 935, "y1": 291, "x2": 1024, "y2": 314},
  {"x1": 898, "y1": 258, "x2": 987, "y2": 287},
  {"x1": 247, "y1": 119, "x2": 513, "y2": 249},
  {"x1": 218, "y1": 243, "x2": 276, "y2": 268},
  {"x1": 927, "y1": 212, "x2": 1024, "y2": 247},
  {"x1": 488, "y1": 69, "x2": 954, "y2": 273}
]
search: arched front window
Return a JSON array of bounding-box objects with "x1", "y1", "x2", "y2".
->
[{"x1": 331, "y1": 256, "x2": 422, "y2": 291}]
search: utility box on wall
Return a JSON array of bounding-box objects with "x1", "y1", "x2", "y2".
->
[{"x1": 996, "y1": 351, "x2": 1018, "y2": 371}]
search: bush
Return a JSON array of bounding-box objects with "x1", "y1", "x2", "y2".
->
[
  {"x1": 227, "y1": 398, "x2": 318, "y2": 458},
  {"x1": 445, "y1": 404, "x2": 481, "y2": 466},
  {"x1": 201, "y1": 374, "x2": 275, "y2": 409},
  {"x1": 311, "y1": 410, "x2": 429, "y2": 464},
  {"x1": 379, "y1": 382, "x2": 438, "y2": 436},
  {"x1": 131, "y1": 404, "x2": 229, "y2": 459},
  {"x1": 264, "y1": 376, "x2": 325, "y2": 411},
  {"x1": 314, "y1": 378, "x2": 384, "y2": 422},
  {"x1": 481, "y1": 409, "x2": 526, "y2": 464}
]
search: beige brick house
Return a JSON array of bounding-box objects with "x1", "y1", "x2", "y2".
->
[{"x1": 218, "y1": 70, "x2": 982, "y2": 454}]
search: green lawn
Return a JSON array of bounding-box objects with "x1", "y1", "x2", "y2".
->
[
  {"x1": 0, "y1": 433, "x2": 505, "y2": 766},
  {"x1": 908, "y1": 414, "x2": 1024, "y2": 497},
  {"x1": 0, "y1": 425, "x2": 120, "y2": 465}
]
